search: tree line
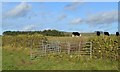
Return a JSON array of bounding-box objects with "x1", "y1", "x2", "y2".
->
[{"x1": 3, "y1": 30, "x2": 70, "y2": 36}]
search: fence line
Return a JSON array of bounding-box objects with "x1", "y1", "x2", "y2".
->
[{"x1": 30, "y1": 40, "x2": 92, "y2": 59}]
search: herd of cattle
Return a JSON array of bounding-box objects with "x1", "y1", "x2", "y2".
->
[{"x1": 72, "y1": 31, "x2": 120, "y2": 37}]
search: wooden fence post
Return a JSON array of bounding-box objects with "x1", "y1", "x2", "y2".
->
[
  {"x1": 30, "y1": 40, "x2": 33, "y2": 60},
  {"x1": 78, "y1": 41, "x2": 81, "y2": 55},
  {"x1": 57, "y1": 41, "x2": 61, "y2": 54},
  {"x1": 44, "y1": 44, "x2": 47, "y2": 55},
  {"x1": 90, "y1": 42, "x2": 92, "y2": 58},
  {"x1": 67, "y1": 42, "x2": 70, "y2": 55},
  {"x1": 41, "y1": 40, "x2": 44, "y2": 56}
]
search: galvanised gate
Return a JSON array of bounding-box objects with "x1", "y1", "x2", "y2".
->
[{"x1": 30, "y1": 40, "x2": 92, "y2": 59}]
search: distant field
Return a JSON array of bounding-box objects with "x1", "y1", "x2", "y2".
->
[
  {"x1": 2, "y1": 35, "x2": 119, "y2": 70},
  {"x1": 46, "y1": 36, "x2": 88, "y2": 43}
]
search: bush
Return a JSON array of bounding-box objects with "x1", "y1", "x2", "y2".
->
[
  {"x1": 2, "y1": 34, "x2": 47, "y2": 48},
  {"x1": 89, "y1": 36, "x2": 119, "y2": 61}
]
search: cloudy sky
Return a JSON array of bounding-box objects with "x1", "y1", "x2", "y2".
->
[{"x1": 2, "y1": 2, "x2": 118, "y2": 34}]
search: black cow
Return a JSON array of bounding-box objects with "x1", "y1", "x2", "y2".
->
[
  {"x1": 116, "y1": 32, "x2": 119, "y2": 36},
  {"x1": 96, "y1": 31, "x2": 100, "y2": 36},
  {"x1": 104, "y1": 32, "x2": 109, "y2": 36},
  {"x1": 72, "y1": 32, "x2": 80, "y2": 37}
]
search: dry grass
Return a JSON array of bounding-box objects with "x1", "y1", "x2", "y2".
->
[{"x1": 46, "y1": 36, "x2": 89, "y2": 43}]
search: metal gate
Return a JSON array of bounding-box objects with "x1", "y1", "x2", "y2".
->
[{"x1": 30, "y1": 40, "x2": 92, "y2": 59}]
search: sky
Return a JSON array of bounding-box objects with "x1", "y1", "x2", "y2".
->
[{"x1": 1, "y1": 2, "x2": 118, "y2": 34}]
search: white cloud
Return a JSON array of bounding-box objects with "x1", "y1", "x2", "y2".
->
[
  {"x1": 64, "y1": 2, "x2": 83, "y2": 11},
  {"x1": 58, "y1": 14, "x2": 67, "y2": 21},
  {"x1": 70, "y1": 18, "x2": 83, "y2": 24},
  {"x1": 4, "y1": 2, "x2": 31, "y2": 18},
  {"x1": 69, "y1": 10, "x2": 118, "y2": 33},
  {"x1": 23, "y1": 25, "x2": 36, "y2": 31},
  {"x1": 42, "y1": 28, "x2": 51, "y2": 30},
  {"x1": 70, "y1": 10, "x2": 118, "y2": 25},
  {"x1": 86, "y1": 11, "x2": 118, "y2": 25}
]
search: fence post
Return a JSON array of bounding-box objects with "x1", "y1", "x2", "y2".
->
[
  {"x1": 57, "y1": 41, "x2": 60, "y2": 54},
  {"x1": 59, "y1": 41, "x2": 61, "y2": 54},
  {"x1": 44, "y1": 43, "x2": 47, "y2": 55},
  {"x1": 79, "y1": 41, "x2": 81, "y2": 55},
  {"x1": 67, "y1": 42, "x2": 70, "y2": 55},
  {"x1": 41, "y1": 40, "x2": 44, "y2": 56},
  {"x1": 30, "y1": 40, "x2": 33, "y2": 60},
  {"x1": 90, "y1": 42, "x2": 92, "y2": 58}
]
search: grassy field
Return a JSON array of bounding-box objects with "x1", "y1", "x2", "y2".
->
[
  {"x1": 46, "y1": 36, "x2": 88, "y2": 43},
  {"x1": 2, "y1": 35, "x2": 119, "y2": 70},
  {"x1": 2, "y1": 47, "x2": 118, "y2": 70}
]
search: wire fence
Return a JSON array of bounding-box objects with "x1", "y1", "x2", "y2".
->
[{"x1": 30, "y1": 40, "x2": 92, "y2": 59}]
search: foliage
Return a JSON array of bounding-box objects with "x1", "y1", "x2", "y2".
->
[
  {"x1": 88, "y1": 36, "x2": 119, "y2": 61},
  {"x1": 3, "y1": 30, "x2": 70, "y2": 36},
  {"x1": 2, "y1": 34, "x2": 47, "y2": 48}
]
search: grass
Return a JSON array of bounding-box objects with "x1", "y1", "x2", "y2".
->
[
  {"x1": 2, "y1": 46, "x2": 118, "y2": 70},
  {"x1": 2, "y1": 35, "x2": 119, "y2": 70},
  {"x1": 46, "y1": 36, "x2": 88, "y2": 42},
  {"x1": 0, "y1": 35, "x2": 2, "y2": 71}
]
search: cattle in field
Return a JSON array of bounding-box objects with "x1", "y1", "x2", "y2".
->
[
  {"x1": 72, "y1": 32, "x2": 81, "y2": 37},
  {"x1": 116, "y1": 32, "x2": 119, "y2": 36},
  {"x1": 96, "y1": 31, "x2": 100, "y2": 36},
  {"x1": 104, "y1": 32, "x2": 109, "y2": 36}
]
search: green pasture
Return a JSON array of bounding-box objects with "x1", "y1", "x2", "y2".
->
[{"x1": 2, "y1": 35, "x2": 119, "y2": 70}]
